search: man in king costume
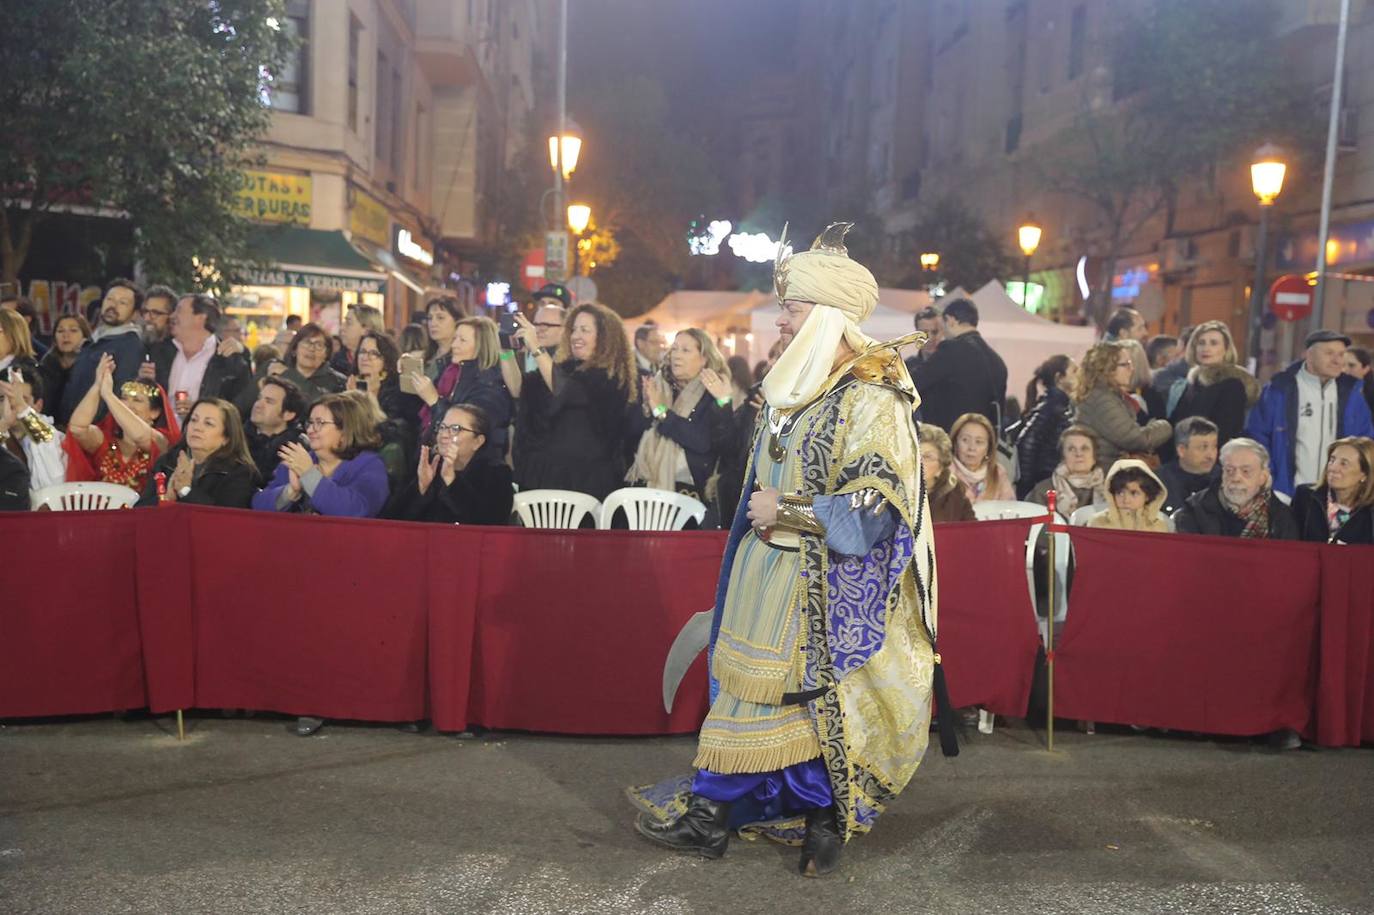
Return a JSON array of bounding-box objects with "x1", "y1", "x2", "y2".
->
[{"x1": 631, "y1": 224, "x2": 951, "y2": 877}]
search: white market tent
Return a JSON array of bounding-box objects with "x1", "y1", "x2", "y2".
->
[{"x1": 634, "y1": 281, "x2": 1097, "y2": 396}]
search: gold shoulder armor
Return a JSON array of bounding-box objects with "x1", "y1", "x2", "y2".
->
[{"x1": 849, "y1": 331, "x2": 925, "y2": 394}]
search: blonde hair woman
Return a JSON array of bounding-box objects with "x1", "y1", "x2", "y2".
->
[
  {"x1": 949, "y1": 412, "x2": 1014, "y2": 503},
  {"x1": 1073, "y1": 341, "x2": 1172, "y2": 467},
  {"x1": 1291, "y1": 436, "x2": 1374, "y2": 544},
  {"x1": 918, "y1": 423, "x2": 976, "y2": 522},
  {"x1": 409, "y1": 315, "x2": 513, "y2": 460},
  {"x1": 629, "y1": 327, "x2": 734, "y2": 518},
  {"x1": 1168, "y1": 319, "x2": 1259, "y2": 446}
]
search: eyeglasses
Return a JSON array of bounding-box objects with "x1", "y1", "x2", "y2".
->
[
  {"x1": 304, "y1": 418, "x2": 338, "y2": 430},
  {"x1": 356, "y1": 348, "x2": 382, "y2": 358},
  {"x1": 298, "y1": 339, "x2": 328, "y2": 351},
  {"x1": 143, "y1": 308, "x2": 171, "y2": 318},
  {"x1": 534, "y1": 322, "x2": 563, "y2": 330},
  {"x1": 436, "y1": 422, "x2": 476, "y2": 438}
]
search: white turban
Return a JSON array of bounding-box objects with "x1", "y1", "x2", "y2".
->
[{"x1": 762, "y1": 230, "x2": 880, "y2": 410}]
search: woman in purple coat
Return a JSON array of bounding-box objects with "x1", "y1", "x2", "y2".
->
[{"x1": 252, "y1": 392, "x2": 390, "y2": 518}]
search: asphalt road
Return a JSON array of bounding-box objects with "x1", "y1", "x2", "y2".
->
[{"x1": 2, "y1": 716, "x2": 1371, "y2": 914}]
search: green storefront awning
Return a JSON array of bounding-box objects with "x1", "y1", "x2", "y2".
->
[{"x1": 237, "y1": 226, "x2": 387, "y2": 294}]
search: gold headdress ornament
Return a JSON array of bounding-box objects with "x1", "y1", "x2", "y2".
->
[
  {"x1": 763, "y1": 221, "x2": 885, "y2": 410},
  {"x1": 120, "y1": 380, "x2": 160, "y2": 401}
]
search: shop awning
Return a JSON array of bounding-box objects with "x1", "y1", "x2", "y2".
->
[{"x1": 237, "y1": 227, "x2": 388, "y2": 294}]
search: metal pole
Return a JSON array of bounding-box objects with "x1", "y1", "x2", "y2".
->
[
  {"x1": 1248, "y1": 205, "x2": 1271, "y2": 366},
  {"x1": 1310, "y1": 0, "x2": 1352, "y2": 338},
  {"x1": 1045, "y1": 490, "x2": 1057, "y2": 753},
  {"x1": 1022, "y1": 254, "x2": 1032, "y2": 309},
  {"x1": 176, "y1": 709, "x2": 185, "y2": 741},
  {"x1": 553, "y1": 0, "x2": 568, "y2": 278}
]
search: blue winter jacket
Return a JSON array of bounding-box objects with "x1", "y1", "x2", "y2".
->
[{"x1": 1243, "y1": 360, "x2": 1374, "y2": 496}]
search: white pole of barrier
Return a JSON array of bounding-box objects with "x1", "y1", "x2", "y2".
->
[{"x1": 1045, "y1": 490, "x2": 1058, "y2": 753}]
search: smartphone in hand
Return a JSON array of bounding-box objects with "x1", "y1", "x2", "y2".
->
[{"x1": 398, "y1": 352, "x2": 424, "y2": 394}]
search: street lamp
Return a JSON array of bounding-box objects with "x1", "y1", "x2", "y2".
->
[
  {"x1": 548, "y1": 121, "x2": 583, "y2": 180},
  {"x1": 567, "y1": 204, "x2": 591, "y2": 276},
  {"x1": 919, "y1": 252, "x2": 940, "y2": 270},
  {"x1": 1247, "y1": 143, "x2": 1287, "y2": 362},
  {"x1": 1017, "y1": 215, "x2": 1042, "y2": 310}
]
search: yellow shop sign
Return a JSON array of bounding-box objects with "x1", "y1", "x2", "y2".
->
[
  {"x1": 233, "y1": 170, "x2": 312, "y2": 225},
  {"x1": 349, "y1": 188, "x2": 390, "y2": 248}
]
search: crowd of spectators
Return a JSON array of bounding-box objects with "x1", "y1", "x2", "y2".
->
[{"x1": 3, "y1": 283, "x2": 1372, "y2": 550}]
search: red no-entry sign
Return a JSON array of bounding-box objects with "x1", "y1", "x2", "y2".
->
[{"x1": 1268, "y1": 274, "x2": 1314, "y2": 322}]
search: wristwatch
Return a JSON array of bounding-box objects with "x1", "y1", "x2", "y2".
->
[{"x1": 177, "y1": 485, "x2": 192, "y2": 499}]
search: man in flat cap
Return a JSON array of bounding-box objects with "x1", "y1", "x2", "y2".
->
[
  {"x1": 1246, "y1": 328, "x2": 1374, "y2": 495},
  {"x1": 630, "y1": 224, "x2": 952, "y2": 877}
]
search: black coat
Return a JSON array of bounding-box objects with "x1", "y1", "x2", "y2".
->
[
  {"x1": 1169, "y1": 365, "x2": 1258, "y2": 448},
  {"x1": 147, "y1": 338, "x2": 254, "y2": 410},
  {"x1": 386, "y1": 457, "x2": 513, "y2": 525},
  {"x1": 1291, "y1": 484, "x2": 1374, "y2": 545},
  {"x1": 1173, "y1": 485, "x2": 1299, "y2": 540},
  {"x1": 1011, "y1": 387, "x2": 1073, "y2": 499},
  {"x1": 0, "y1": 447, "x2": 30, "y2": 511},
  {"x1": 910, "y1": 330, "x2": 1007, "y2": 432},
  {"x1": 716, "y1": 398, "x2": 760, "y2": 525},
  {"x1": 634, "y1": 386, "x2": 735, "y2": 502},
  {"x1": 1155, "y1": 460, "x2": 1219, "y2": 515},
  {"x1": 246, "y1": 421, "x2": 308, "y2": 485},
  {"x1": 423, "y1": 360, "x2": 512, "y2": 460},
  {"x1": 135, "y1": 446, "x2": 257, "y2": 509},
  {"x1": 37, "y1": 349, "x2": 79, "y2": 427},
  {"x1": 515, "y1": 361, "x2": 631, "y2": 500}
]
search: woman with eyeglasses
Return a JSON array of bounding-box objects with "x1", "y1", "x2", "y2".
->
[
  {"x1": 1072, "y1": 341, "x2": 1172, "y2": 469},
  {"x1": 387, "y1": 403, "x2": 513, "y2": 525},
  {"x1": 279, "y1": 323, "x2": 347, "y2": 404},
  {"x1": 252, "y1": 392, "x2": 390, "y2": 518},
  {"x1": 349, "y1": 331, "x2": 423, "y2": 430}
]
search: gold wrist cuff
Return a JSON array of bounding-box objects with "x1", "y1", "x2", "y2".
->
[
  {"x1": 776, "y1": 493, "x2": 825, "y2": 535},
  {"x1": 18, "y1": 408, "x2": 55, "y2": 444}
]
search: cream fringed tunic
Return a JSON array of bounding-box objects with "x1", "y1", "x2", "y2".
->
[{"x1": 693, "y1": 399, "x2": 823, "y2": 774}]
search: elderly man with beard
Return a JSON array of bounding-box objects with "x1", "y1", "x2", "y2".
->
[
  {"x1": 1174, "y1": 437, "x2": 1298, "y2": 540},
  {"x1": 630, "y1": 224, "x2": 949, "y2": 878}
]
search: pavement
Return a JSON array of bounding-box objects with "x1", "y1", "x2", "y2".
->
[{"x1": 1, "y1": 715, "x2": 1372, "y2": 915}]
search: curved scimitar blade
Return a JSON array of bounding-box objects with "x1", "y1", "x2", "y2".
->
[{"x1": 662, "y1": 610, "x2": 712, "y2": 713}]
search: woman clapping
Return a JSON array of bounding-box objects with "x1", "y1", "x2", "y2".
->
[{"x1": 388, "y1": 403, "x2": 513, "y2": 525}]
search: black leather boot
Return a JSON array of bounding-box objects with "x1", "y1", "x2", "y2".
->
[
  {"x1": 635, "y1": 794, "x2": 731, "y2": 859},
  {"x1": 799, "y1": 805, "x2": 842, "y2": 877}
]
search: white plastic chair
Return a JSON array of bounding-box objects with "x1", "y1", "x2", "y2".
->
[
  {"x1": 1069, "y1": 504, "x2": 1100, "y2": 527},
  {"x1": 32, "y1": 482, "x2": 139, "y2": 512},
  {"x1": 971, "y1": 500, "x2": 1070, "y2": 734},
  {"x1": 512, "y1": 489, "x2": 602, "y2": 529},
  {"x1": 599, "y1": 487, "x2": 706, "y2": 531}
]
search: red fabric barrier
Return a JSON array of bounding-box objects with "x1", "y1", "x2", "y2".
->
[
  {"x1": 0, "y1": 511, "x2": 145, "y2": 716},
  {"x1": 176, "y1": 507, "x2": 431, "y2": 722},
  {"x1": 1055, "y1": 529, "x2": 1321, "y2": 736},
  {"x1": 933, "y1": 519, "x2": 1042, "y2": 717},
  {"x1": 1314, "y1": 545, "x2": 1374, "y2": 747},
  {"x1": 4, "y1": 508, "x2": 1371, "y2": 746},
  {"x1": 463, "y1": 527, "x2": 721, "y2": 734}
]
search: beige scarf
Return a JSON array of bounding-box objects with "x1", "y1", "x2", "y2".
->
[{"x1": 628, "y1": 376, "x2": 707, "y2": 491}]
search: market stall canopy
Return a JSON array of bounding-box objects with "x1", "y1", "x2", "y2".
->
[
  {"x1": 627, "y1": 290, "x2": 774, "y2": 337},
  {"x1": 749, "y1": 281, "x2": 1096, "y2": 397},
  {"x1": 237, "y1": 227, "x2": 387, "y2": 294}
]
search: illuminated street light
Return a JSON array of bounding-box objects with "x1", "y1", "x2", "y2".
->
[
  {"x1": 1016, "y1": 215, "x2": 1042, "y2": 309},
  {"x1": 919, "y1": 252, "x2": 940, "y2": 270},
  {"x1": 548, "y1": 121, "x2": 583, "y2": 180},
  {"x1": 1250, "y1": 143, "x2": 1287, "y2": 206},
  {"x1": 567, "y1": 204, "x2": 591, "y2": 235},
  {"x1": 1247, "y1": 143, "x2": 1287, "y2": 360}
]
